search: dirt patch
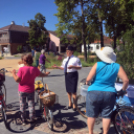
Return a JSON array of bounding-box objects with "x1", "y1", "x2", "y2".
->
[{"x1": 0, "y1": 58, "x2": 21, "y2": 77}]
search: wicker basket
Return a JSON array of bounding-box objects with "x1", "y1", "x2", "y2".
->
[
  {"x1": 0, "y1": 69, "x2": 5, "y2": 82},
  {"x1": 39, "y1": 84, "x2": 56, "y2": 107}
]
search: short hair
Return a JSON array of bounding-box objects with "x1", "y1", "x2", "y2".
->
[
  {"x1": 23, "y1": 54, "x2": 33, "y2": 65},
  {"x1": 41, "y1": 49, "x2": 45, "y2": 54}
]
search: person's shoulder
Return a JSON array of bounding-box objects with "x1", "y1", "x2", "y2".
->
[
  {"x1": 114, "y1": 62, "x2": 120, "y2": 67},
  {"x1": 71, "y1": 55, "x2": 79, "y2": 60},
  {"x1": 96, "y1": 61, "x2": 104, "y2": 65}
]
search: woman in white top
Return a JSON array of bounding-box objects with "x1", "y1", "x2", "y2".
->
[{"x1": 52, "y1": 46, "x2": 82, "y2": 110}]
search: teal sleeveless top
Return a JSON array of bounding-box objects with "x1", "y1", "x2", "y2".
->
[{"x1": 88, "y1": 62, "x2": 120, "y2": 93}]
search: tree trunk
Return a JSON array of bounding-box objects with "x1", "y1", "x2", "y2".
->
[
  {"x1": 100, "y1": 21, "x2": 104, "y2": 48},
  {"x1": 112, "y1": 17, "x2": 116, "y2": 50},
  {"x1": 81, "y1": 0, "x2": 87, "y2": 62}
]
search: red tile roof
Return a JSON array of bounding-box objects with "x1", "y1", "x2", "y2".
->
[
  {"x1": 92, "y1": 36, "x2": 113, "y2": 45},
  {"x1": 0, "y1": 24, "x2": 75, "y2": 39}
]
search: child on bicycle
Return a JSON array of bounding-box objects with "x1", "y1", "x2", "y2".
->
[{"x1": 11, "y1": 53, "x2": 50, "y2": 125}]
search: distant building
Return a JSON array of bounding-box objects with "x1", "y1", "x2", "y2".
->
[
  {"x1": 81, "y1": 36, "x2": 113, "y2": 53},
  {"x1": 0, "y1": 22, "x2": 75, "y2": 55}
]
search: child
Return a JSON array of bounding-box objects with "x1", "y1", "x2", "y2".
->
[
  {"x1": 39, "y1": 49, "x2": 51, "y2": 73},
  {"x1": 11, "y1": 53, "x2": 50, "y2": 125}
]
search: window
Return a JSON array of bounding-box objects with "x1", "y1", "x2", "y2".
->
[
  {"x1": 96, "y1": 45, "x2": 99, "y2": 49},
  {"x1": 90, "y1": 47, "x2": 93, "y2": 50}
]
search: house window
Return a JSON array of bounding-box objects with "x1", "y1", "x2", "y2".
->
[
  {"x1": 96, "y1": 45, "x2": 99, "y2": 49},
  {"x1": 90, "y1": 47, "x2": 93, "y2": 50}
]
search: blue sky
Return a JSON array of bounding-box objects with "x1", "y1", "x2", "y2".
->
[
  {"x1": 0, "y1": 0, "x2": 59, "y2": 31},
  {"x1": 0, "y1": 0, "x2": 107, "y2": 35}
]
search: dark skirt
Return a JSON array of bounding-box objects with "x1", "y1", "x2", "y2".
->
[{"x1": 65, "y1": 71, "x2": 78, "y2": 93}]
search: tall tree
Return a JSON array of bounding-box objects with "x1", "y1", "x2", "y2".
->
[
  {"x1": 27, "y1": 13, "x2": 48, "y2": 48},
  {"x1": 55, "y1": 0, "x2": 91, "y2": 62}
]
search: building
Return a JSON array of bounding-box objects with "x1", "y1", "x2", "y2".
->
[
  {"x1": 0, "y1": 21, "x2": 29, "y2": 55},
  {"x1": 81, "y1": 36, "x2": 113, "y2": 53},
  {"x1": 0, "y1": 22, "x2": 75, "y2": 55}
]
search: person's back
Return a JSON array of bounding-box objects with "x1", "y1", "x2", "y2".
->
[
  {"x1": 18, "y1": 66, "x2": 40, "y2": 93},
  {"x1": 39, "y1": 54, "x2": 46, "y2": 65},
  {"x1": 88, "y1": 61, "x2": 120, "y2": 92}
]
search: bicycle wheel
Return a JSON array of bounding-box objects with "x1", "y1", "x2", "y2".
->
[
  {"x1": 44, "y1": 106, "x2": 54, "y2": 130},
  {"x1": 113, "y1": 108, "x2": 134, "y2": 134},
  {"x1": 76, "y1": 95, "x2": 87, "y2": 118},
  {"x1": 1, "y1": 100, "x2": 8, "y2": 128},
  {"x1": 1, "y1": 84, "x2": 6, "y2": 104}
]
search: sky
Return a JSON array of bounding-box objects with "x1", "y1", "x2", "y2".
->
[
  {"x1": 0, "y1": 0, "x2": 107, "y2": 36},
  {"x1": 0, "y1": 0, "x2": 59, "y2": 31}
]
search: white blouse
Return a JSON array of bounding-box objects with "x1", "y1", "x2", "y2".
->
[{"x1": 61, "y1": 55, "x2": 82, "y2": 72}]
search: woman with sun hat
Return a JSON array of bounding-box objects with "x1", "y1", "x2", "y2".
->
[{"x1": 85, "y1": 46, "x2": 129, "y2": 134}]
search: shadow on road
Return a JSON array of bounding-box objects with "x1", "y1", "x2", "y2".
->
[
  {"x1": 99, "y1": 126, "x2": 116, "y2": 134},
  {"x1": 1, "y1": 102, "x2": 87, "y2": 133},
  {"x1": 47, "y1": 74, "x2": 64, "y2": 77}
]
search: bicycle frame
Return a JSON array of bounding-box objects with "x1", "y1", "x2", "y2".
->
[{"x1": 0, "y1": 85, "x2": 5, "y2": 108}]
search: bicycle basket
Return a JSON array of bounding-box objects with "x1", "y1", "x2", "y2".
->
[
  {"x1": 39, "y1": 84, "x2": 56, "y2": 107},
  {"x1": 0, "y1": 69, "x2": 5, "y2": 82}
]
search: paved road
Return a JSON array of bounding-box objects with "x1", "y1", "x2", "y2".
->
[{"x1": 0, "y1": 67, "x2": 116, "y2": 134}]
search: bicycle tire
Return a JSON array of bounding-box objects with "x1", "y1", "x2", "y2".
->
[
  {"x1": 1, "y1": 84, "x2": 6, "y2": 105},
  {"x1": 1, "y1": 100, "x2": 8, "y2": 128},
  {"x1": 113, "y1": 108, "x2": 134, "y2": 134},
  {"x1": 44, "y1": 106, "x2": 54, "y2": 130},
  {"x1": 76, "y1": 95, "x2": 87, "y2": 118}
]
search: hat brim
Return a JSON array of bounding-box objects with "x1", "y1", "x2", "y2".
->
[{"x1": 95, "y1": 49, "x2": 116, "y2": 63}]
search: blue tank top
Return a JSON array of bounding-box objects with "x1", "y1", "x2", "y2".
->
[{"x1": 88, "y1": 61, "x2": 120, "y2": 93}]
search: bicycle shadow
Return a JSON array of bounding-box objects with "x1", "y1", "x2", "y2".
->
[
  {"x1": 2, "y1": 111, "x2": 36, "y2": 133},
  {"x1": 51, "y1": 103, "x2": 87, "y2": 133}
]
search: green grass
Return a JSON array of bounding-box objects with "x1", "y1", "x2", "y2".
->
[{"x1": 32, "y1": 52, "x2": 97, "y2": 68}]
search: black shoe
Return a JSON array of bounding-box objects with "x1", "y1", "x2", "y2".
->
[
  {"x1": 73, "y1": 108, "x2": 77, "y2": 111},
  {"x1": 68, "y1": 105, "x2": 72, "y2": 109}
]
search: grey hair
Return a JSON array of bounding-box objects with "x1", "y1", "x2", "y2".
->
[{"x1": 41, "y1": 49, "x2": 45, "y2": 54}]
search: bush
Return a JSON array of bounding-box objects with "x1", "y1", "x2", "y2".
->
[
  {"x1": 73, "y1": 51, "x2": 81, "y2": 56},
  {"x1": 116, "y1": 26, "x2": 134, "y2": 80}
]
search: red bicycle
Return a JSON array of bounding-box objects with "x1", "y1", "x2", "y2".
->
[{"x1": 0, "y1": 68, "x2": 8, "y2": 128}]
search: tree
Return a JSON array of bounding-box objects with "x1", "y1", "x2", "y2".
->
[
  {"x1": 27, "y1": 13, "x2": 48, "y2": 49},
  {"x1": 55, "y1": 0, "x2": 91, "y2": 62}
]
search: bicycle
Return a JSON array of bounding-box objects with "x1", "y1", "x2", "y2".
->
[
  {"x1": 0, "y1": 68, "x2": 8, "y2": 128},
  {"x1": 34, "y1": 80, "x2": 54, "y2": 130},
  {"x1": 76, "y1": 78, "x2": 134, "y2": 134}
]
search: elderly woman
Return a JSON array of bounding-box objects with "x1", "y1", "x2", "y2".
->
[
  {"x1": 39, "y1": 49, "x2": 50, "y2": 72},
  {"x1": 86, "y1": 47, "x2": 129, "y2": 134},
  {"x1": 11, "y1": 54, "x2": 50, "y2": 125}
]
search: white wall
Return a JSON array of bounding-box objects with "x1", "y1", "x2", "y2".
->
[{"x1": 81, "y1": 43, "x2": 101, "y2": 53}]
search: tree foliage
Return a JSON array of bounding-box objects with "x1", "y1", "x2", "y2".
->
[
  {"x1": 27, "y1": 13, "x2": 48, "y2": 48},
  {"x1": 55, "y1": 0, "x2": 101, "y2": 62}
]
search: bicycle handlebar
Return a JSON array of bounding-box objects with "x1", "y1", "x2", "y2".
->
[{"x1": 0, "y1": 68, "x2": 9, "y2": 73}]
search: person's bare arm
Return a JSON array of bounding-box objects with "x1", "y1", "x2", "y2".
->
[
  {"x1": 68, "y1": 65, "x2": 81, "y2": 70},
  {"x1": 39, "y1": 72, "x2": 50, "y2": 77},
  {"x1": 118, "y1": 66, "x2": 129, "y2": 91},
  {"x1": 86, "y1": 63, "x2": 97, "y2": 85},
  {"x1": 52, "y1": 65, "x2": 64, "y2": 70},
  {"x1": 11, "y1": 70, "x2": 21, "y2": 83}
]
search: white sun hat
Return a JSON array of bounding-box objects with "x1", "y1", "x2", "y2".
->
[{"x1": 95, "y1": 46, "x2": 116, "y2": 63}]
